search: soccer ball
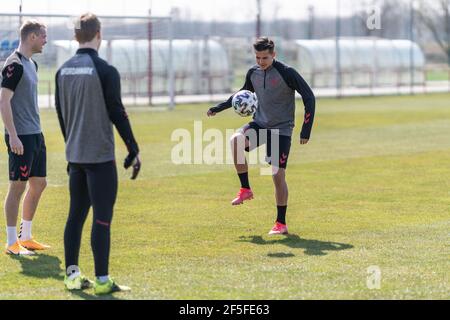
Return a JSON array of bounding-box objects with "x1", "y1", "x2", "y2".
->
[{"x1": 232, "y1": 90, "x2": 258, "y2": 117}]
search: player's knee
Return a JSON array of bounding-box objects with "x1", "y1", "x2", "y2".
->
[
  {"x1": 230, "y1": 133, "x2": 246, "y2": 148},
  {"x1": 29, "y1": 178, "x2": 47, "y2": 194},
  {"x1": 272, "y1": 168, "x2": 286, "y2": 183},
  {"x1": 95, "y1": 219, "x2": 111, "y2": 229},
  {"x1": 8, "y1": 181, "x2": 27, "y2": 197},
  {"x1": 230, "y1": 132, "x2": 242, "y2": 143}
]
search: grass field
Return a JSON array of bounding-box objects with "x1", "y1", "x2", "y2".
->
[
  {"x1": 0, "y1": 93, "x2": 449, "y2": 300},
  {"x1": 426, "y1": 69, "x2": 450, "y2": 82}
]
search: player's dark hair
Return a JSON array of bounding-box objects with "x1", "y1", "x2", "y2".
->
[
  {"x1": 74, "y1": 13, "x2": 101, "y2": 44},
  {"x1": 253, "y1": 37, "x2": 275, "y2": 53}
]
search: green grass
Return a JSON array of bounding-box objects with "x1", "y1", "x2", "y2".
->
[
  {"x1": 37, "y1": 67, "x2": 56, "y2": 96},
  {"x1": 426, "y1": 69, "x2": 450, "y2": 82},
  {"x1": 0, "y1": 93, "x2": 449, "y2": 299}
]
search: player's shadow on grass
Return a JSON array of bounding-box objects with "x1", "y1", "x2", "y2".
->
[
  {"x1": 11, "y1": 253, "x2": 64, "y2": 280},
  {"x1": 10, "y1": 254, "x2": 122, "y2": 300},
  {"x1": 69, "y1": 290, "x2": 122, "y2": 300},
  {"x1": 238, "y1": 234, "x2": 353, "y2": 256}
]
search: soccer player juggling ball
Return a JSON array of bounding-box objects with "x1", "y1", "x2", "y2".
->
[{"x1": 207, "y1": 37, "x2": 315, "y2": 235}]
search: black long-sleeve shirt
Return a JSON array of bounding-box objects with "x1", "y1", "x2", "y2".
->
[
  {"x1": 210, "y1": 59, "x2": 315, "y2": 139},
  {"x1": 55, "y1": 48, "x2": 139, "y2": 163}
]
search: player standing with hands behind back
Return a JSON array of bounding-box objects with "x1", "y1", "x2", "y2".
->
[
  {"x1": 55, "y1": 13, "x2": 141, "y2": 295},
  {"x1": 207, "y1": 37, "x2": 315, "y2": 235}
]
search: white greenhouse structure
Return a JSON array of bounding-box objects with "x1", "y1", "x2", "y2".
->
[
  {"x1": 295, "y1": 38, "x2": 425, "y2": 88},
  {"x1": 53, "y1": 39, "x2": 232, "y2": 96}
]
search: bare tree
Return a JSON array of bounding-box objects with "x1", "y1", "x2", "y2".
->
[
  {"x1": 416, "y1": 0, "x2": 450, "y2": 64},
  {"x1": 353, "y1": 0, "x2": 410, "y2": 38},
  {"x1": 256, "y1": 0, "x2": 262, "y2": 38},
  {"x1": 352, "y1": 0, "x2": 375, "y2": 37}
]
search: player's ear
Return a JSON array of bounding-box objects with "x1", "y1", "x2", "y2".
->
[{"x1": 97, "y1": 31, "x2": 103, "y2": 50}]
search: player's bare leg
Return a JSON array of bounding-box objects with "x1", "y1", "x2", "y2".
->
[
  {"x1": 272, "y1": 168, "x2": 288, "y2": 206},
  {"x1": 5, "y1": 181, "x2": 26, "y2": 228},
  {"x1": 269, "y1": 168, "x2": 288, "y2": 235},
  {"x1": 22, "y1": 177, "x2": 47, "y2": 221},
  {"x1": 19, "y1": 177, "x2": 50, "y2": 250},
  {"x1": 230, "y1": 132, "x2": 253, "y2": 205},
  {"x1": 4, "y1": 181, "x2": 34, "y2": 255}
]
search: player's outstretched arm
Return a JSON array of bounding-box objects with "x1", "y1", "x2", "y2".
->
[
  {"x1": 207, "y1": 66, "x2": 256, "y2": 117},
  {"x1": 207, "y1": 95, "x2": 232, "y2": 117},
  {"x1": 206, "y1": 109, "x2": 217, "y2": 117}
]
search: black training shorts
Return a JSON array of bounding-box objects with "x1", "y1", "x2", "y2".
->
[
  {"x1": 5, "y1": 133, "x2": 47, "y2": 181},
  {"x1": 240, "y1": 121, "x2": 292, "y2": 169}
]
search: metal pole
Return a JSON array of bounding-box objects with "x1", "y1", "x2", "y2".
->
[
  {"x1": 447, "y1": 0, "x2": 450, "y2": 92},
  {"x1": 409, "y1": 0, "x2": 415, "y2": 95},
  {"x1": 204, "y1": 35, "x2": 212, "y2": 97},
  {"x1": 335, "y1": 0, "x2": 341, "y2": 98},
  {"x1": 308, "y1": 5, "x2": 314, "y2": 39},
  {"x1": 168, "y1": 15, "x2": 175, "y2": 110},
  {"x1": 256, "y1": 0, "x2": 261, "y2": 38},
  {"x1": 19, "y1": 0, "x2": 23, "y2": 26},
  {"x1": 147, "y1": 9, "x2": 153, "y2": 106}
]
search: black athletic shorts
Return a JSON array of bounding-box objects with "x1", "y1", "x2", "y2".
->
[
  {"x1": 5, "y1": 133, "x2": 47, "y2": 181},
  {"x1": 239, "y1": 121, "x2": 292, "y2": 169}
]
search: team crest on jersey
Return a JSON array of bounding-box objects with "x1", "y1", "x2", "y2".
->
[
  {"x1": 270, "y1": 77, "x2": 281, "y2": 87},
  {"x1": 6, "y1": 65, "x2": 14, "y2": 78}
]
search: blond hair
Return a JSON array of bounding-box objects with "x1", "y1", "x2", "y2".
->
[{"x1": 20, "y1": 20, "x2": 46, "y2": 41}]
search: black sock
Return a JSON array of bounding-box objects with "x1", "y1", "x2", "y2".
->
[
  {"x1": 276, "y1": 206, "x2": 287, "y2": 224},
  {"x1": 238, "y1": 172, "x2": 250, "y2": 189}
]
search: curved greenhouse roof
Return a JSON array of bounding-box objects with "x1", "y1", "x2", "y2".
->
[
  {"x1": 295, "y1": 38, "x2": 425, "y2": 87},
  {"x1": 54, "y1": 39, "x2": 231, "y2": 96}
]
